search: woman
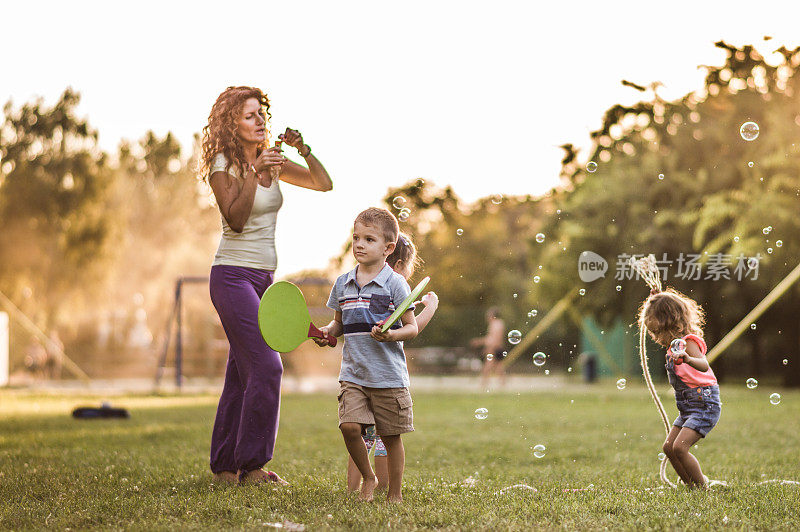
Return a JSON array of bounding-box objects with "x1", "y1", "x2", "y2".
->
[{"x1": 200, "y1": 86, "x2": 332, "y2": 484}]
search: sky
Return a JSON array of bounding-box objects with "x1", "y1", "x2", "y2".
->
[{"x1": 3, "y1": 1, "x2": 800, "y2": 277}]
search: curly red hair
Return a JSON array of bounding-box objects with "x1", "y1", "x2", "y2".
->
[{"x1": 199, "y1": 86, "x2": 272, "y2": 181}]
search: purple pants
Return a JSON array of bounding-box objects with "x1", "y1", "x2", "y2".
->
[{"x1": 209, "y1": 265, "x2": 283, "y2": 475}]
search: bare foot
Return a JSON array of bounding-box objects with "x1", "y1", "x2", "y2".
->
[
  {"x1": 359, "y1": 475, "x2": 379, "y2": 501},
  {"x1": 239, "y1": 469, "x2": 289, "y2": 486},
  {"x1": 212, "y1": 471, "x2": 237, "y2": 484},
  {"x1": 387, "y1": 493, "x2": 403, "y2": 503}
]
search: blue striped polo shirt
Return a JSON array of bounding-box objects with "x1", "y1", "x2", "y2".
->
[{"x1": 327, "y1": 263, "x2": 414, "y2": 388}]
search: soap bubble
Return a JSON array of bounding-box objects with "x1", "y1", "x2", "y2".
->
[
  {"x1": 769, "y1": 393, "x2": 781, "y2": 405},
  {"x1": 762, "y1": 226, "x2": 772, "y2": 235},
  {"x1": 533, "y1": 276, "x2": 541, "y2": 283},
  {"x1": 750, "y1": 323, "x2": 757, "y2": 330},
  {"x1": 415, "y1": 178, "x2": 425, "y2": 187},
  {"x1": 474, "y1": 408, "x2": 488, "y2": 419},
  {"x1": 783, "y1": 359, "x2": 789, "y2": 366},
  {"x1": 740, "y1": 121, "x2": 760, "y2": 141},
  {"x1": 670, "y1": 338, "x2": 686, "y2": 355},
  {"x1": 658, "y1": 452, "x2": 666, "y2": 461},
  {"x1": 392, "y1": 196, "x2": 406, "y2": 209},
  {"x1": 490, "y1": 194, "x2": 503, "y2": 205},
  {"x1": 579, "y1": 288, "x2": 586, "y2": 296},
  {"x1": 398, "y1": 208, "x2": 410, "y2": 221},
  {"x1": 734, "y1": 236, "x2": 740, "y2": 242},
  {"x1": 748, "y1": 161, "x2": 754, "y2": 168},
  {"x1": 767, "y1": 248, "x2": 773, "y2": 254},
  {"x1": 532, "y1": 352, "x2": 546, "y2": 366},
  {"x1": 486, "y1": 353, "x2": 494, "y2": 361},
  {"x1": 507, "y1": 330, "x2": 522, "y2": 345},
  {"x1": 535, "y1": 233, "x2": 545, "y2": 243},
  {"x1": 776, "y1": 240, "x2": 783, "y2": 247},
  {"x1": 746, "y1": 378, "x2": 758, "y2": 389},
  {"x1": 658, "y1": 173, "x2": 665, "y2": 180},
  {"x1": 616, "y1": 285, "x2": 622, "y2": 292},
  {"x1": 533, "y1": 444, "x2": 546, "y2": 458},
  {"x1": 586, "y1": 161, "x2": 598, "y2": 173},
  {"x1": 456, "y1": 228, "x2": 463, "y2": 236},
  {"x1": 747, "y1": 257, "x2": 759, "y2": 269},
  {"x1": 544, "y1": 369, "x2": 550, "y2": 375},
  {"x1": 528, "y1": 309, "x2": 538, "y2": 318},
  {"x1": 616, "y1": 378, "x2": 627, "y2": 390}
]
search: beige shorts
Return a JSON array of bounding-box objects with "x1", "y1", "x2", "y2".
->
[{"x1": 337, "y1": 381, "x2": 414, "y2": 436}]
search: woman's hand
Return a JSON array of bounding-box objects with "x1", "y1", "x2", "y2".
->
[
  {"x1": 253, "y1": 147, "x2": 286, "y2": 175},
  {"x1": 370, "y1": 325, "x2": 394, "y2": 342},
  {"x1": 279, "y1": 127, "x2": 305, "y2": 151}
]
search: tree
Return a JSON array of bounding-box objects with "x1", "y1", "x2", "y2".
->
[
  {"x1": 542, "y1": 41, "x2": 800, "y2": 385},
  {"x1": 0, "y1": 88, "x2": 118, "y2": 328}
]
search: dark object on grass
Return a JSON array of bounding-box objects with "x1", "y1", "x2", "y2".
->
[{"x1": 72, "y1": 403, "x2": 130, "y2": 419}]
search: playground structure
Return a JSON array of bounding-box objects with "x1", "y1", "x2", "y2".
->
[
  {"x1": 0, "y1": 290, "x2": 90, "y2": 383},
  {"x1": 153, "y1": 275, "x2": 341, "y2": 391},
  {"x1": 154, "y1": 276, "x2": 209, "y2": 390}
]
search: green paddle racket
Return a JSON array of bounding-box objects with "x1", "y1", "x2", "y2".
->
[
  {"x1": 258, "y1": 281, "x2": 337, "y2": 352},
  {"x1": 379, "y1": 276, "x2": 430, "y2": 333}
]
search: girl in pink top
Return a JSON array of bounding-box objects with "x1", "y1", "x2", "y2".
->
[{"x1": 639, "y1": 288, "x2": 721, "y2": 489}]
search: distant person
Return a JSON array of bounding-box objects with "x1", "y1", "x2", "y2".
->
[
  {"x1": 314, "y1": 208, "x2": 419, "y2": 503},
  {"x1": 471, "y1": 307, "x2": 507, "y2": 390},
  {"x1": 342, "y1": 232, "x2": 438, "y2": 495},
  {"x1": 200, "y1": 86, "x2": 333, "y2": 485},
  {"x1": 44, "y1": 330, "x2": 63, "y2": 379},
  {"x1": 639, "y1": 287, "x2": 721, "y2": 489},
  {"x1": 578, "y1": 351, "x2": 597, "y2": 383},
  {"x1": 24, "y1": 338, "x2": 48, "y2": 379}
]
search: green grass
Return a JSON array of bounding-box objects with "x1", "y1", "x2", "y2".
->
[{"x1": 1, "y1": 383, "x2": 799, "y2": 530}]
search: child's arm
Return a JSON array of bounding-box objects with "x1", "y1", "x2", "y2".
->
[
  {"x1": 671, "y1": 339, "x2": 710, "y2": 372},
  {"x1": 370, "y1": 309, "x2": 418, "y2": 342},
  {"x1": 414, "y1": 292, "x2": 438, "y2": 333},
  {"x1": 314, "y1": 311, "x2": 343, "y2": 347}
]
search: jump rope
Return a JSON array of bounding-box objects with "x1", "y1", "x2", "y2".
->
[
  {"x1": 631, "y1": 255, "x2": 679, "y2": 488},
  {"x1": 494, "y1": 255, "x2": 797, "y2": 492}
]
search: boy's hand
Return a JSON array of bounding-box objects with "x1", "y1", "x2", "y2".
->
[
  {"x1": 370, "y1": 325, "x2": 394, "y2": 342},
  {"x1": 313, "y1": 326, "x2": 332, "y2": 347}
]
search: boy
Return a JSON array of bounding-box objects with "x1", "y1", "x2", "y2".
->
[
  {"x1": 315, "y1": 207, "x2": 418, "y2": 502},
  {"x1": 470, "y1": 307, "x2": 507, "y2": 390}
]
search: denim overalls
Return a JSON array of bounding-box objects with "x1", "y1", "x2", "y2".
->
[{"x1": 665, "y1": 356, "x2": 721, "y2": 437}]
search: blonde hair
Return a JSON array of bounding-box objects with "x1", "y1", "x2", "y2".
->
[
  {"x1": 354, "y1": 207, "x2": 400, "y2": 244},
  {"x1": 386, "y1": 232, "x2": 421, "y2": 279}
]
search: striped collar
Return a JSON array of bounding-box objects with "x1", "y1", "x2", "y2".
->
[{"x1": 345, "y1": 263, "x2": 394, "y2": 288}]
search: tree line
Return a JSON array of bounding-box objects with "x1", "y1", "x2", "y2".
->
[{"x1": 2, "y1": 42, "x2": 798, "y2": 384}]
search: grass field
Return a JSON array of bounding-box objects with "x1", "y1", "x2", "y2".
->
[{"x1": 1, "y1": 382, "x2": 799, "y2": 530}]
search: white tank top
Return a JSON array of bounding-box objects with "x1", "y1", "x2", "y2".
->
[{"x1": 210, "y1": 153, "x2": 283, "y2": 270}]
